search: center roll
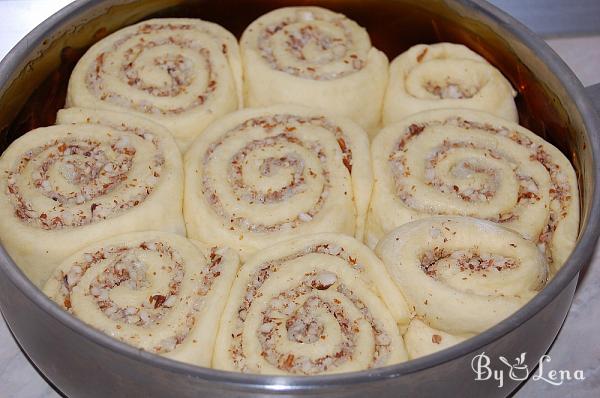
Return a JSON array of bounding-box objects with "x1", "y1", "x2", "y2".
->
[{"x1": 184, "y1": 105, "x2": 373, "y2": 260}]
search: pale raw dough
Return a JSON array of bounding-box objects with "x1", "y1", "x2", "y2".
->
[
  {"x1": 0, "y1": 108, "x2": 184, "y2": 287},
  {"x1": 66, "y1": 18, "x2": 242, "y2": 151},
  {"x1": 43, "y1": 231, "x2": 239, "y2": 366},
  {"x1": 184, "y1": 104, "x2": 373, "y2": 260},
  {"x1": 376, "y1": 216, "x2": 549, "y2": 335},
  {"x1": 383, "y1": 43, "x2": 517, "y2": 125},
  {"x1": 241, "y1": 7, "x2": 389, "y2": 138},
  {"x1": 213, "y1": 233, "x2": 409, "y2": 374},
  {"x1": 367, "y1": 109, "x2": 579, "y2": 271},
  {"x1": 403, "y1": 319, "x2": 472, "y2": 359}
]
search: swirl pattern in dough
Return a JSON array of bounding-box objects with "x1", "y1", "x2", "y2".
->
[
  {"x1": 66, "y1": 18, "x2": 243, "y2": 151},
  {"x1": 376, "y1": 216, "x2": 549, "y2": 335},
  {"x1": 43, "y1": 231, "x2": 239, "y2": 366},
  {"x1": 367, "y1": 109, "x2": 579, "y2": 271},
  {"x1": 383, "y1": 43, "x2": 517, "y2": 125},
  {"x1": 213, "y1": 233, "x2": 409, "y2": 374},
  {"x1": 0, "y1": 108, "x2": 184, "y2": 286},
  {"x1": 241, "y1": 7, "x2": 389, "y2": 137},
  {"x1": 184, "y1": 105, "x2": 372, "y2": 260}
]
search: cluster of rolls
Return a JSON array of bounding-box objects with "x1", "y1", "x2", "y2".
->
[{"x1": 0, "y1": 6, "x2": 579, "y2": 373}]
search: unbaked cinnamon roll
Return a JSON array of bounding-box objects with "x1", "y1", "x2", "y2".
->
[
  {"x1": 0, "y1": 108, "x2": 184, "y2": 287},
  {"x1": 376, "y1": 217, "x2": 549, "y2": 335},
  {"x1": 43, "y1": 231, "x2": 239, "y2": 366},
  {"x1": 376, "y1": 216, "x2": 548, "y2": 334},
  {"x1": 383, "y1": 43, "x2": 517, "y2": 125},
  {"x1": 213, "y1": 233, "x2": 409, "y2": 374},
  {"x1": 241, "y1": 7, "x2": 388, "y2": 137},
  {"x1": 66, "y1": 18, "x2": 242, "y2": 151},
  {"x1": 184, "y1": 105, "x2": 372, "y2": 260},
  {"x1": 367, "y1": 109, "x2": 579, "y2": 271}
]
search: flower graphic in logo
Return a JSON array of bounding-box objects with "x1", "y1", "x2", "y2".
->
[{"x1": 498, "y1": 352, "x2": 529, "y2": 381}]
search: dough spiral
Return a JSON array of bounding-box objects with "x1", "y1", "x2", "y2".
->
[
  {"x1": 43, "y1": 231, "x2": 239, "y2": 366},
  {"x1": 376, "y1": 216, "x2": 549, "y2": 335},
  {"x1": 213, "y1": 233, "x2": 409, "y2": 375},
  {"x1": 0, "y1": 108, "x2": 184, "y2": 286},
  {"x1": 367, "y1": 109, "x2": 579, "y2": 271},
  {"x1": 383, "y1": 43, "x2": 517, "y2": 125},
  {"x1": 241, "y1": 7, "x2": 389, "y2": 137},
  {"x1": 66, "y1": 18, "x2": 242, "y2": 151},
  {"x1": 184, "y1": 105, "x2": 372, "y2": 260}
]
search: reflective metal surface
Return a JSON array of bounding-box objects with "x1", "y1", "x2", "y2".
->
[{"x1": 0, "y1": 1, "x2": 599, "y2": 397}]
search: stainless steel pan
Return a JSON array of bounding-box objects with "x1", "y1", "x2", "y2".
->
[{"x1": 1, "y1": 1, "x2": 599, "y2": 397}]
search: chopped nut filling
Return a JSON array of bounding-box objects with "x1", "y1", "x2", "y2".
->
[
  {"x1": 258, "y1": 14, "x2": 366, "y2": 80},
  {"x1": 420, "y1": 247, "x2": 517, "y2": 277},
  {"x1": 53, "y1": 242, "x2": 225, "y2": 354},
  {"x1": 228, "y1": 243, "x2": 391, "y2": 373},
  {"x1": 86, "y1": 23, "x2": 221, "y2": 114},
  {"x1": 424, "y1": 81, "x2": 478, "y2": 99},
  {"x1": 201, "y1": 114, "x2": 354, "y2": 233},
  {"x1": 7, "y1": 131, "x2": 164, "y2": 230}
]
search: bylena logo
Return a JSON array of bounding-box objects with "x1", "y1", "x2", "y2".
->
[{"x1": 471, "y1": 352, "x2": 585, "y2": 388}]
